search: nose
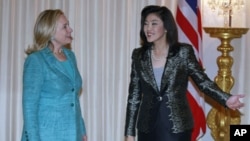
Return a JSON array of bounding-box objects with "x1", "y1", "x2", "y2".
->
[
  {"x1": 67, "y1": 26, "x2": 73, "y2": 33},
  {"x1": 146, "y1": 24, "x2": 153, "y2": 30},
  {"x1": 144, "y1": 25, "x2": 152, "y2": 32}
]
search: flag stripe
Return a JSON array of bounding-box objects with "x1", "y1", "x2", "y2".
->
[
  {"x1": 197, "y1": 7, "x2": 203, "y2": 62},
  {"x1": 176, "y1": 8, "x2": 199, "y2": 49},
  {"x1": 176, "y1": 0, "x2": 206, "y2": 140}
]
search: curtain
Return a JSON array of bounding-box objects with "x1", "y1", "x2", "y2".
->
[{"x1": 0, "y1": 0, "x2": 249, "y2": 141}]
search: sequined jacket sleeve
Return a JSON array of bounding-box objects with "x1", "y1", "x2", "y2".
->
[{"x1": 124, "y1": 49, "x2": 142, "y2": 136}]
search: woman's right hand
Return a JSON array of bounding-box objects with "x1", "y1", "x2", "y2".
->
[{"x1": 125, "y1": 136, "x2": 135, "y2": 141}]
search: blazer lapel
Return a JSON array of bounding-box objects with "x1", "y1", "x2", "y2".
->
[
  {"x1": 63, "y1": 48, "x2": 76, "y2": 80},
  {"x1": 140, "y1": 49, "x2": 159, "y2": 93},
  {"x1": 41, "y1": 47, "x2": 73, "y2": 83},
  {"x1": 160, "y1": 51, "x2": 175, "y2": 93}
]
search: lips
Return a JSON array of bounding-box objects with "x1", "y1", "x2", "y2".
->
[
  {"x1": 146, "y1": 32, "x2": 154, "y2": 37},
  {"x1": 67, "y1": 36, "x2": 73, "y2": 40}
]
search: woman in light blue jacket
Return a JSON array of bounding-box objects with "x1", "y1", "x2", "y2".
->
[{"x1": 21, "y1": 9, "x2": 87, "y2": 141}]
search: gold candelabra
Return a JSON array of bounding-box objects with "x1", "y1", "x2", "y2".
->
[{"x1": 204, "y1": 27, "x2": 248, "y2": 141}]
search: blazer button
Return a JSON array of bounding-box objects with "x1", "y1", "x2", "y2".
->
[
  {"x1": 71, "y1": 88, "x2": 75, "y2": 92},
  {"x1": 157, "y1": 96, "x2": 162, "y2": 101},
  {"x1": 71, "y1": 103, "x2": 74, "y2": 107}
]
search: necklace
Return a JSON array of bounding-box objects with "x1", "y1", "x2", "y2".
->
[
  {"x1": 53, "y1": 51, "x2": 63, "y2": 55},
  {"x1": 49, "y1": 46, "x2": 63, "y2": 55},
  {"x1": 151, "y1": 51, "x2": 167, "y2": 61}
]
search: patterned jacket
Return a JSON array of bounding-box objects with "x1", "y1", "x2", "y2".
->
[
  {"x1": 22, "y1": 47, "x2": 86, "y2": 141},
  {"x1": 125, "y1": 43, "x2": 230, "y2": 136}
]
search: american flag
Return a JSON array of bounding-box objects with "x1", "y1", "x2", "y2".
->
[{"x1": 176, "y1": 0, "x2": 206, "y2": 140}]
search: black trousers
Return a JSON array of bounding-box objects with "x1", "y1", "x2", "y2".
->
[
  {"x1": 138, "y1": 97, "x2": 192, "y2": 141},
  {"x1": 138, "y1": 130, "x2": 192, "y2": 141}
]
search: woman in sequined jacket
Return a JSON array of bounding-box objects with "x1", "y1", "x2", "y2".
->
[{"x1": 124, "y1": 5, "x2": 244, "y2": 141}]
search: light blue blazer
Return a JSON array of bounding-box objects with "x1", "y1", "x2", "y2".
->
[{"x1": 21, "y1": 47, "x2": 86, "y2": 141}]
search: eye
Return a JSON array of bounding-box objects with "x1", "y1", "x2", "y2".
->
[
  {"x1": 152, "y1": 22, "x2": 158, "y2": 25},
  {"x1": 144, "y1": 22, "x2": 148, "y2": 25},
  {"x1": 63, "y1": 23, "x2": 69, "y2": 29}
]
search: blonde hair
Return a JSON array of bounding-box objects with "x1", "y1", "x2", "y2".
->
[{"x1": 25, "y1": 9, "x2": 64, "y2": 55}]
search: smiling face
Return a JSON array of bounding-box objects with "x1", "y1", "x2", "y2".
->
[
  {"x1": 52, "y1": 14, "x2": 73, "y2": 47},
  {"x1": 143, "y1": 13, "x2": 166, "y2": 45}
]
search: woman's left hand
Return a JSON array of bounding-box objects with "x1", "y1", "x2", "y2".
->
[
  {"x1": 226, "y1": 94, "x2": 245, "y2": 110},
  {"x1": 83, "y1": 135, "x2": 87, "y2": 141}
]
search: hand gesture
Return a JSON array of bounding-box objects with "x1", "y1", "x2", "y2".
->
[{"x1": 226, "y1": 94, "x2": 245, "y2": 110}]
